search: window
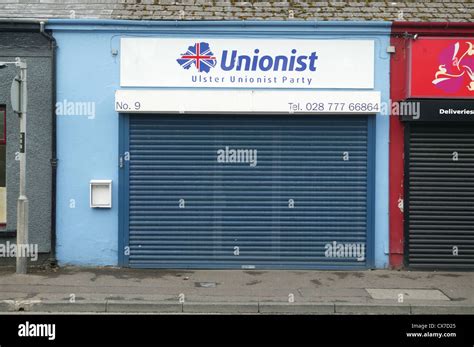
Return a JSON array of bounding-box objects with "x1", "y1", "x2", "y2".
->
[{"x1": 0, "y1": 105, "x2": 5, "y2": 226}]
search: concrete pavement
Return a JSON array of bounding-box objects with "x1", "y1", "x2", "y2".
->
[{"x1": 0, "y1": 266, "x2": 473, "y2": 314}]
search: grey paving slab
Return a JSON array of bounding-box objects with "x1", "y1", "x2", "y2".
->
[
  {"x1": 28, "y1": 300, "x2": 106, "y2": 312},
  {"x1": 259, "y1": 302, "x2": 335, "y2": 314},
  {"x1": 183, "y1": 302, "x2": 258, "y2": 313},
  {"x1": 106, "y1": 300, "x2": 182, "y2": 313},
  {"x1": 335, "y1": 303, "x2": 411, "y2": 315},
  {"x1": 410, "y1": 305, "x2": 474, "y2": 315},
  {"x1": 367, "y1": 288, "x2": 450, "y2": 301}
]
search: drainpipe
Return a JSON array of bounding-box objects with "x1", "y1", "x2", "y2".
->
[{"x1": 39, "y1": 21, "x2": 58, "y2": 267}]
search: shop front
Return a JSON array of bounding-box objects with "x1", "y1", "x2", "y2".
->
[
  {"x1": 403, "y1": 99, "x2": 474, "y2": 269},
  {"x1": 390, "y1": 29, "x2": 474, "y2": 269},
  {"x1": 49, "y1": 20, "x2": 390, "y2": 269}
]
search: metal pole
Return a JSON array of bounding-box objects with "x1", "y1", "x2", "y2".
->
[{"x1": 16, "y1": 58, "x2": 28, "y2": 275}]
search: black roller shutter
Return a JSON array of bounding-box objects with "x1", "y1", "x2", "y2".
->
[{"x1": 406, "y1": 124, "x2": 474, "y2": 269}]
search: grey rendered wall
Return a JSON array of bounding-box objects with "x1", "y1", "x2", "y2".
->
[{"x1": 0, "y1": 31, "x2": 53, "y2": 255}]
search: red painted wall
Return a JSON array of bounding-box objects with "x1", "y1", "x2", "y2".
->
[{"x1": 389, "y1": 22, "x2": 474, "y2": 269}]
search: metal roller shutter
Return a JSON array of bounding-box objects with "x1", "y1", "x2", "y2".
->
[
  {"x1": 127, "y1": 114, "x2": 372, "y2": 269},
  {"x1": 406, "y1": 124, "x2": 474, "y2": 269}
]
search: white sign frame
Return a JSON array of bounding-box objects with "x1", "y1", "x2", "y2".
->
[{"x1": 120, "y1": 38, "x2": 375, "y2": 89}]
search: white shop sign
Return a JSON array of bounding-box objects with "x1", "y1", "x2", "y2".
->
[
  {"x1": 115, "y1": 90, "x2": 381, "y2": 114},
  {"x1": 120, "y1": 38, "x2": 375, "y2": 89}
]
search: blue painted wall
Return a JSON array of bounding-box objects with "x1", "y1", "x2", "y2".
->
[
  {"x1": 53, "y1": 30, "x2": 120, "y2": 265},
  {"x1": 48, "y1": 20, "x2": 391, "y2": 268}
]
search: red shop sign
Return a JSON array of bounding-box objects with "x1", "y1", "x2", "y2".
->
[{"x1": 409, "y1": 38, "x2": 473, "y2": 98}]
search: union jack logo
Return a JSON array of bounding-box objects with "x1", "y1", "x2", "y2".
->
[{"x1": 177, "y1": 42, "x2": 217, "y2": 73}]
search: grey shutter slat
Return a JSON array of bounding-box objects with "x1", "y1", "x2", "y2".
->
[
  {"x1": 128, "y1": 115, "x2": 369, "y2": 269},
  {"x1": 407, "y1": 124, "x2": 474, "y2": 269}
]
